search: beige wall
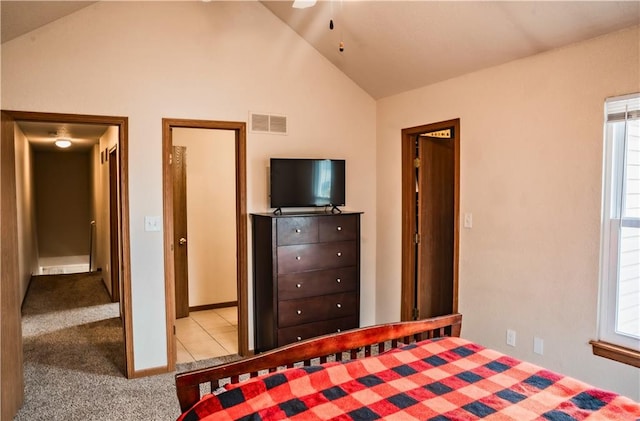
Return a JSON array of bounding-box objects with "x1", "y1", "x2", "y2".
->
[
  {"x1": 0, "y1": 2, "x2": 376, "y2": 370},
  {"x1": 173, "y1": 128, "x2": 237, "y2": 306},
  {"x1": 33, "y1": 150, "x2": 91, "y2": 261},
  {"x1": 376, "y1": 26, "x2": 640, "y2": 399},
  {"x1": 14, "y1": 125, "x2": 38, "y2": 302}
]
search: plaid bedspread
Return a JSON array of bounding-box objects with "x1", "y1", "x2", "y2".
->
[{"x1": 178, "y1": 337, "x2": 640, "y2": 420}]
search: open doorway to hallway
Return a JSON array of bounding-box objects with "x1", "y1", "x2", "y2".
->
[
  {"x1": 12, "y1": 116, "x2": 129, "y2": 369},
  {"x1": 0, "y1": 110, "x2": 134, "y2": 411}
]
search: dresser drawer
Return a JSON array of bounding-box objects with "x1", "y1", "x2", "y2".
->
[
  {"x1": 319, "y1": 214, "x2": 359, "y2": 242},
  {"x1": 278, "y1": 292, "x2": 358, "y2": 328},
  {"x1": 277, "y1": 241, "x2": 357, "y2": 274},
  {"x1": 278, "y1": 267, "x2": 358, "y2": 300},
  {"x1": 277, "y1": 217, "x2": 318, "y2": 246},
  {"x1": 277, "y1": 315, "x2": 359, "y2": 345}
]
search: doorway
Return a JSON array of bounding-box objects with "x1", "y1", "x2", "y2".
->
[
  {"x1": 0, "y1": 110, "x2": 134, "y2": 387},
  {"x1": 162, "y1": 118, "x2": 248, "y2": 370},
  {"x1": 401, "y1": 119, "x2": 460, "y2": 321}
]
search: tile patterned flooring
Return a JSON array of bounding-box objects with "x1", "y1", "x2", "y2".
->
[{"x1": 175, "y1": 306, "x2": 238, "y2": 363}]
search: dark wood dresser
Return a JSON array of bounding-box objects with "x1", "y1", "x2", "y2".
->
[{"x1": 252, "y1": 211, "x2": 361, "y2": 353}]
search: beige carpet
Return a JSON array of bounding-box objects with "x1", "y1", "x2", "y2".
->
[{"x1": 15, "y1": 272, "x2": 240, "y2": 420}]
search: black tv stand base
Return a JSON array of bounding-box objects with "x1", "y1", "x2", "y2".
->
[{"x1": 271, "y1": 206, "x2": 343, "y2": 215}]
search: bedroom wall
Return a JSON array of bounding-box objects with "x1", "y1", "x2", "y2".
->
[
  {"x1": 0, "y1": 2, "x2": 376, "y2": 371},
  {"x1": 376, "y1": 26, "x2": 640, "y2": 399},
  {"x1": 14, "y1": 125, "x2": 38, "y2": 302}
]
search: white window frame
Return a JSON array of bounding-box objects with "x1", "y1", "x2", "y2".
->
[{"x1": 598, "y1": 93, "x2": 640, "y2": 352}]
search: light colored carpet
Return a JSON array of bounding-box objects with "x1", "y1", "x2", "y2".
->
[{"x1": 15, "y1": 272, "x2": 241, "y2": 421}]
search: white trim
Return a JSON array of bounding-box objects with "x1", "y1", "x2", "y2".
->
[{"x1": 598, "y1": 94, "x2": 640, "y2": 351}]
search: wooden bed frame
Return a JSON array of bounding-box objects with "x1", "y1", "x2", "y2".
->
[{"x1": 175, "y1": 313, "x2": 462, "y2": 413}]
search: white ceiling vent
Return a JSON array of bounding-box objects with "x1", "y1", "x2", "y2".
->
[{"x1": 250, "y1": 112, "x2": 288, "y2": 135}]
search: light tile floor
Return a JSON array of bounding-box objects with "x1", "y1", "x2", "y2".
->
[{"x1": 176, "y1": 306, "x2": 238, "y2": 363}]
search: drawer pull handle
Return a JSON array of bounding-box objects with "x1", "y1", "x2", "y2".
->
[
  {"x1": 296, "y1": 336, "x2": 302, "y2": 341},
  {"x1": 336, "y1": 252, "x2": 342, "y2": 257},
  {"x1": 296, "y1": 283, "x2": 302, "y2": 288},
  {"x1": 336, "y1": 303, "x2": 342, "y2": 308},
  {"x1": 296, "y1": 256, "x2": 301, "y2": 261},
  {"x1": 336, "y1": 278, "x2": 341, "y2": 283},
  {"x1": 296, "y1": 310, "x2": 302, "y2": 315},
  {"x1": 337, "y1": 226, "x2": 342, "y2": 231},
  {"x1": 295, "y1": 229, "x2": 301, "y2": 233}
]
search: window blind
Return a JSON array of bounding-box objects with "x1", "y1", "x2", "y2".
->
[{"x1": 606, "y1": 94, "x2": 640, "y2": 122}]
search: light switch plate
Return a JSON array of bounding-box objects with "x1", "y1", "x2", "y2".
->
[
  {"x1": 144, "y1": 216, "x2": 162, "y2": 232},
  {"x1": 463, "y1": 213, "x2": 473, "y2": 228},
  {"x1": 534, "y1": 337, "x2": 544, "y2": 355}
]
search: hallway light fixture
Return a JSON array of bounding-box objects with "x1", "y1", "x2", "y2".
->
[{"x1": 55, "y1": 139, "x2": 72, "y2": 148}]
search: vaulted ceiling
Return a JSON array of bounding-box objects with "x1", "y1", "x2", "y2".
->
[
  {"x1": 261, "y1": 1, "x2": 640, "y2": 99},
  {"x1": 1, "y1": 1, "x2": 638, "y2": 146}
]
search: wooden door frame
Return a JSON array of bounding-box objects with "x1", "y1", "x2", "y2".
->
[
  {"x1": 1, "y1": 111, "x2": 24, "y2": 419},
  {"x1": 401, "y1": 119, "x2": 460, "y2": 321},
  {"x1": 162, "y1": 118, "x2": 248, "y2": 370},
  {"x1": 0, "y1": 110, "x2": 134, "y2": 379},
  {"x1": 108, "y1": 146, "x2": 120, "y2": 303}
]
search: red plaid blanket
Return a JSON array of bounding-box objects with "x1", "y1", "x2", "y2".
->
[{"x1": 178, "y1": 337, "x2": 640, "y2": 420}]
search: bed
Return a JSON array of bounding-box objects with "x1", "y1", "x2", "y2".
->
[{"x1": 175, "y1": 313, "x2": 640, "y2": 420}]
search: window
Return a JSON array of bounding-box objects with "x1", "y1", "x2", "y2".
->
[{"x1": 594, "y1": 93, "x2": 640, "y2": 366}]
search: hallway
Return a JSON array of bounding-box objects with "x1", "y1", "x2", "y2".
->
[{"x1": 16, "y1": 271, "x2": 180, "y2": 420}]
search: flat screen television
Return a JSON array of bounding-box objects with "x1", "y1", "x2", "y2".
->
[{"x1": 270, "y1": 158, "x2": 345, "y2": 211}]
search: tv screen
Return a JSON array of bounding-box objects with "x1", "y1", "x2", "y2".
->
[{"x1": 270, "y1": 158, "x2": 345, "y2": 209}]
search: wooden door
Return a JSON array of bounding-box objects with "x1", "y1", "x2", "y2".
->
[
  {"x1": 0, "y1": 111, "x2": 24, "y2": 419},
  {"x1": 416, "y1": 132, "x2": 454, "y2": 318},
  {"x1": 173, "y1": 146, "x2": 189, "y2": 319},
  {"x1": 401, "y1": 119, "x2": 459, "y2": 322},
  {"x1": 109, "y1": 147, "x2": 120, "y2": 304}
]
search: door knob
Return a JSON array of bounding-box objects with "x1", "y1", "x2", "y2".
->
[{"x1": 179, "y1": 237, "x2": 187, "y2": 246}]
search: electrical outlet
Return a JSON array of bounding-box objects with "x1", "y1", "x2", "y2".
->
[
  {"x1": 506, "y1": 329, "x2": 516, "y2": 347},
  {"x1": 534, "y1": 337, "x2": 544, "y2": 355}
]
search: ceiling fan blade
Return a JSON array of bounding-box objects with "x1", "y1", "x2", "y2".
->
[{"x1": 292, "y1": 0, "x2": 316, "y2": 9}]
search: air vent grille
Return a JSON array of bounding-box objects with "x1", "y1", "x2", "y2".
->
[
  {"x1": 251, "y1": 113, "x2": 270, "y2": 132},
  {"x1": 250, "y1": 112, "x2": 288, "y2": 135}
]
